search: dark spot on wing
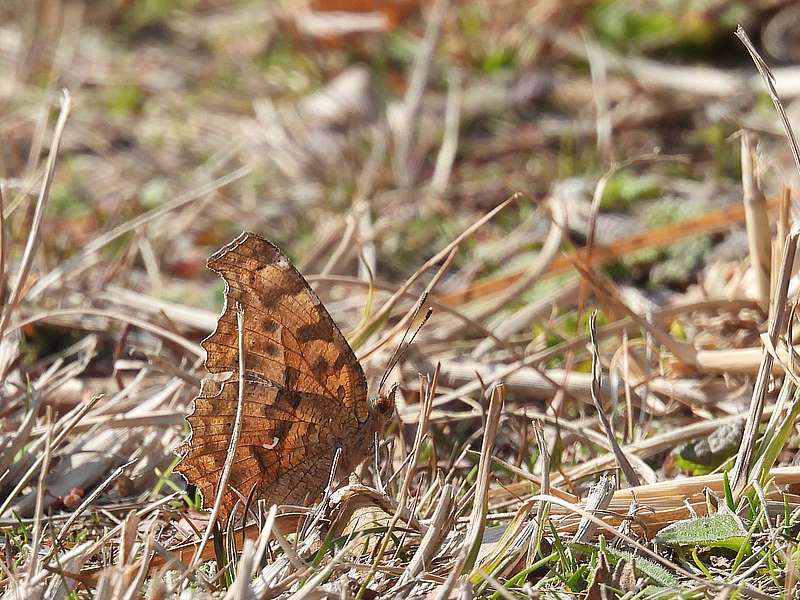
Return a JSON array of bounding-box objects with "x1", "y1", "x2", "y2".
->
[
  {"x1": 297, "y1": 321, "x2": 332, "y2": 343},
  {"x1": 333, "y1": 353, "x2": 348, "y2": 371},
  {"x1": 284, "y1": 366, "x2": 300, "y2": 389},
  {"x1": 311, "y1": 357, "x2": 328, "y2": 382},
  {"x1": 274, "y1": 420, "x2": 291, "y2": 441},
  {"x1": 278, "y1": 389, "x2": 302, "y2": 409}
]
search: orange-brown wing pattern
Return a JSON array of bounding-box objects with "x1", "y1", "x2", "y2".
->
[
  {"x1": 175, "y1": 378, "x2": 361, "y2": 516},
  {"x1": 202, "y1": 232, "x2": 369, "y2": 422},
  {"x1": 176, "y1": 232, "x2": 373, "y2": 518}
]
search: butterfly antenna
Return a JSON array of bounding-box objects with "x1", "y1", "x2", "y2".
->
[
  {"x1": 377, "y1": 292, "x2": 428, "y2": 391},
  {"x1": 377, "y1": 296, "x2": 424, "y2": 388},
  {"x1": 378, "y1": 300, "x2": 433, "y2": 392}
]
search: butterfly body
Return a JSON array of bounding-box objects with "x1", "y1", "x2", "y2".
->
[{"x1": 176, "y1": 232, "x2": 394, "y2": 518}]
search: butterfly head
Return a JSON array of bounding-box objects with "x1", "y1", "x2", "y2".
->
[{"x1": 370, "y1": 382, "x2": 397, "y2": 425}]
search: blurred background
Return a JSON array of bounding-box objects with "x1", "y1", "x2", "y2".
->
[{"x1": 3, "y1": 0, "x2": 800, "y2": 311}]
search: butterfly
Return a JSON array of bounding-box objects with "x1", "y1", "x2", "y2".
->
[{"x1": 175, "y1": 232, "x2": 396, "y2": 520}]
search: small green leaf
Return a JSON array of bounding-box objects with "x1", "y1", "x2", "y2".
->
[
  {"x1": 571, "y1": 542, "x2": 677, "y2": 587},
  {"x1": 655, "y1": 509, "x2": 750, "y2": 552}
]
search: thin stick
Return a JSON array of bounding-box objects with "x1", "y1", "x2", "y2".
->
[
  {"x1": 6, "y1": 308, "x2": 204, "y2": 357},
  {"x1": 190, "y1": 302, "x2": 247, "y2": 567},
  {"x1": 396, "y1": 483, "x2": 454, "y2": 587},
  {"x1": 378, "y1": 304, "x2": 433, "y2": 393},
  {"x1": 54, "y1": 459, "x2": 138, "y2": 546},
  {"x1": 431, "y1": 548, "x2": 468, "y2": 600}
]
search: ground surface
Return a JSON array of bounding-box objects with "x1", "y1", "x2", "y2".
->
[{"x1": 1, "y1": 1, "x2": 800, "y2": 598}]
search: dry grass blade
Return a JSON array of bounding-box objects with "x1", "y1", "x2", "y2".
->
[
  {"x1": 736, "y1": 26, "x2": 800, "y2": 179},
  {"x1": 26, "y1": 163, "x2": 253, "y2": 300},
  {"x1": 432, "y1": 548, "x2": 469, "y2": 600},
  {"x1": 462, "y1": 383, "x2": 505, "y2": 574},
  {"x1": 741, "y1": 130, "x2": 772, "y2": 303},
  {"x1": 732, "y1": 229, "x2": 799, "y2": 491},
  {"x1": 10, "y1": 308, "x2": 204, "y2": 357},
  {"x1": 588, "y1": 310, "x2": 640, "y2": 487},
  {"x1": 393, "y1": 0, "x2": 449, "y2": 187},
  {"x1": 396, "y1": 483, "x2": 454, "y2": 588},
  {"x1": 0, "y1": 393, "x2": 103, "y2": 518},
  {"x1": 430, "y1": 69, "x2": 462, "y2": 195},
  {"x1": 527, "y1": 419, "x2": 550, "y2": 562},
  {"x1": 0, "y1": 394, "x2": 39, "y2": 478},
  {"x1": 357, "y1": 365, "x2": 439, "y2": 598},
  {"x1": 0, "y1": 90, "x2": 70, "y2": 339},
  {"x1": 571, "y1": 473, "x2": 615, "y2": 544},
  {"x1": 27, "y1": 413, "x2": 53, "y2": 579},
  {"x1": 0, "y1": 185, "x2": 6, "y2": 309}
]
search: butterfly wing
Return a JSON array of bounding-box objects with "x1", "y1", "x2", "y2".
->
[
  {"x1": 176, "y1": 232, "x2": 370, "y2": 517},
  {"x1": 203, "y1": 232, "x2": 369, "y2": 420}
]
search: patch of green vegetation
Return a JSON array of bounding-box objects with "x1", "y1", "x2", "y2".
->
[
  {"x1": 254, "y1": 34, "x2": 317, "y2": 94},
  {"x1": 531, "y1": 321, "x2": 564, "y2": 350},
  {"x1": 655, "y1": 509, "x2": 750, "y2": 553},
  {"x1": 620, "y1": 245, "x2": 660, "y2": 269},
  {"x1": 210, "y1": 278, "x2": 227, "y2": 311},
  {"x1": 601, "y1": 171, "x2": 662, "y2": 211},
  {"x1": 572, "y1": 538, "x2": 679, "y2": 587},
  {"x1": 140, "y1": 178, "x2": 170, "y2": 208},
  {"x1": 520, "y1": 273, "x2": 577, "y2": 305},
  {"x1": 642, "y1": 200, "x2": 702, "y2": 229},
  {"x1": 384, "y1": 30, "x2": 417, "y2": 70},
  {"x1": 124, "y1": 0, "x2": 198, "y2": 31},
  {"x1": 602, "y1": 258, "x2": 634, "y2": 280},
  {"x1": 669, "y1": 319, "x2": 687, "y2": 341},
  {"x1": 50, "y1": 182, "x2": 91, "y2": 220},
  {"x1": 650, "y1": 235, "x2": 712, "y2": 288},
  {"x1": 107, "y1": 84, "x2": 146, "y2": 117},
  {"x1": 389, "y1": 210, "x2": 473, "y2": 273},
  {"x1": 694, "y1": 122, "x2": 740, "y2": 180},
  {"x1": 455, "y1": 3, "x2": 517, "y2": 73},
  {"x1": 588, "y1": 1, "x2": 752, "y2": 57},
  {"x1": 482, "y1": 47, "x2": 516, "y2": 73},
  {"x1": 557, "y1": 135, "x2": 601, "y2": 180}
]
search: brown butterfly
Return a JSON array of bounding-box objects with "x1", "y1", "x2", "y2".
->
[{"x1": 175, "y1": 232, "x2": 396, "y2": 520}]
